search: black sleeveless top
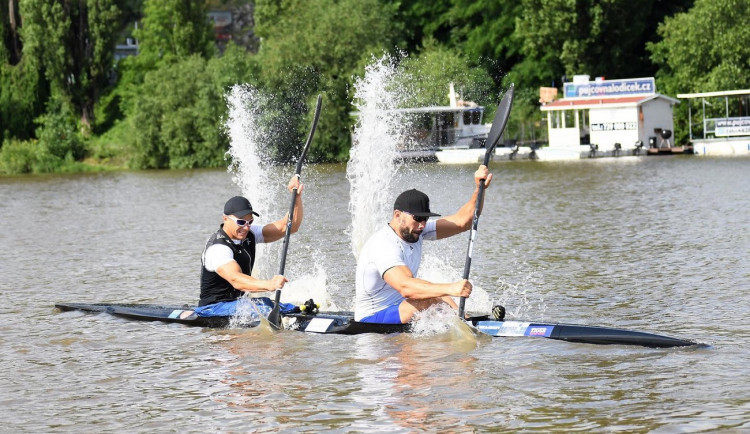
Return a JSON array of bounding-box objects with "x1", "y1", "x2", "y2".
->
[{"x1": 199, "y1": 225, "x2": 256, "y2": 306}]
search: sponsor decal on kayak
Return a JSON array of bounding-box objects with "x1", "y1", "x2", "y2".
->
[
  {"x1": 168, "y1": 310, "x2": 185, "y2": 319},
  {"x1": 476, "y1": 321, "x2": 531, "y2": 337},
  {"x1": 476, "y1": 321, "x2": 555, "y2": 337},
  {"x1": 304, "y1": 317, "x2": 335, "y2": 333},
  {"x1": 526, "y1": 326, "x2": 553, "y2": 337}
]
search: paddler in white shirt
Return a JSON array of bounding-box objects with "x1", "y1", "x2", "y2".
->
[{"x1": 354, "y1": 165, "x2": 492, "y2": 324}]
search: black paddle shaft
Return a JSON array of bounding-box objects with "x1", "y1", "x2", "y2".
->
[
  {"x1": 277, "y1": 94, "x2": 322, "y2": 275},
  {"x1": 268, "y1": 95, "x2": 322, "y2": 328},
  {"x1": 458, "y1": 85, "x2": 514, "y2": 318}
]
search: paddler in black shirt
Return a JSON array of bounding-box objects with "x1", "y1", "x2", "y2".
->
[{"x1": 195, "y1": 175, "x2": 303, "y2": 317}]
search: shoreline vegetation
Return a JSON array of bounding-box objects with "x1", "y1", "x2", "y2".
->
[{"x1": 2, "y1": 0, "x2": 748, "y2": 175}]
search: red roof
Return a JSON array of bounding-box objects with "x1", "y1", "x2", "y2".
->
[{"x1": 543, "y1": 95, "x2": 649, "y2": 108}]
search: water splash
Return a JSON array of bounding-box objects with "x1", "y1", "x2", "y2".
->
[
  {"x1": 228, "y1": 298, "x2": 271, "y2": 328},
  {"x1": 419, "y1": 255, "x2": 492, "y2": 314},
  {"x1": 410, "y1": 303, "x2": 491, "y2": 350},
  {"x1": 347, "y1": 54, "x2": 494, "y2": 319},
  {"x1": 279, "y1": 258, "x2": 341, "y2": 311},
  {"x1": 494, "y1": 255, "x2": 547, "y2": 320},
  {"x1": 347, "y1": 54, "x2": 409, "y2": 258},
  {"x1": 224, "y1": 85, "x2": 331, "y2": 308},
  {"x1": 410, "y1": 303, "x2": 460, "y2": 336},
  {"x1": 225, "y1": 85, "x2": 281, "y2": 277}
]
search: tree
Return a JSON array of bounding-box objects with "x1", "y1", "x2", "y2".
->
[
  {"x1": 648, "y1": 0, "x2": 750, "y2": 94},
  {"x1": 127, "y1": 43, "x2": 257, "y2": 169},
  {"x1": 394, "y1": 0, "x2": 452, "y2": 53},
  {"x1": 1, "y1": 0, "x2": 47, "y2": 140},
  {"x1": 445, "y1": 0, "x2": 523, "y2": 86},
  {"x1": 514, "y1": 0, "x2": 693, "y2": 85},
  {"x1": 398, "y1": 39, "x2": 495, "y2": 108},
  {"x1": 1, "y1": 0, "x2": 22, "y2": 65},
  {"x1": 19, "y1": 0, "x2": 121, "y2": 132},
  {"x1": 254, "y1": 0, "x2": 401, "y2": 162},
  {"x1": 134, "y1": 0, "x2": 215, "y2": 65}
]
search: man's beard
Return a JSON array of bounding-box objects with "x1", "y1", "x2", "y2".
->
[{"x1": 399, "y1": 226, "x2": 420, "y2": 243}]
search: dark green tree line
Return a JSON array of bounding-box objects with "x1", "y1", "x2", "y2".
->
[{"x1": 4, "y1": 0, "x2": 748, "y2": 175}]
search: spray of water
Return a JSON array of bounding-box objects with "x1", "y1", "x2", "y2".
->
[
  {"x1": 224, "y1": 84, "x2": 331, "y2": 315},
  {"x1": 494, "y1": 254, "x2": 547, "y2": 320},
  {"x1": 347, "y1": 55, "x2": 494, "y2": 327},
  {"x1": 347, "y1": 54, "x2": 409, "y2": 258},
  {"x1": 419, "y1": 255, "x2": 492, "y2": 314},
  {"x1": 225, "y1": 85, "x2": 281, "y2": 277}
]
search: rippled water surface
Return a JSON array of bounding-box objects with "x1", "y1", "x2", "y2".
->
[{"x1": 1, "y1": 156, "x2": 748, "y2": 432}]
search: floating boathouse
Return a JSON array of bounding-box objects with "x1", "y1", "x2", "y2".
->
[
  {"x1": 676, "y1": 89, "x2": 750, "y2": 156},
  {"x1": 539, "y1": 76, "x2": 682, "y2": 158}
]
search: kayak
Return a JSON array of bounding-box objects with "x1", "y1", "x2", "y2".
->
[{"x1": 54, "y1": 302, "x2": 698, "y2": 348}]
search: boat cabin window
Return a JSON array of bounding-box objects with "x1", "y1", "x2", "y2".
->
[{"x1": 463, "y1": 111, "x2": 481, "y2": 125}]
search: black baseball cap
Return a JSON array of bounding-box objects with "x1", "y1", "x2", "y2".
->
[
  {"x1": 393, "y1": 189, "x2": 441, "y2": 217},
  {"x1": 223, "y1": 196, "x2": 260, "y2": 217}
]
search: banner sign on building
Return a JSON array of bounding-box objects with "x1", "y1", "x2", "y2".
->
[
  {"x1": 715, "y1": 117, "x2": 750, "y2": 136},
  {"x1": 564, "y1": 78, "x2": 656, "y2": 99},
  {"x1": 590, "y1": 121, "x2": 638, "y2": 132}
]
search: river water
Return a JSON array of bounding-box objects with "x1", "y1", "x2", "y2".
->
[{"x1": 1, "y1": 156, "x2": 749, "y2": 432}]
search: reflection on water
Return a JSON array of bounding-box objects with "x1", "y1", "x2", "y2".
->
[{"x1": 1, "y1": 157, "x2": 749, "y2": 431}]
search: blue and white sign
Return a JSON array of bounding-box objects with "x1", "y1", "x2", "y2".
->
[
  {"x1": 715, "y1": 117, "x2": 750, "y2": 137},
  {"x1": 564, "y1": 78, "x2": 656, "y2": 98}
]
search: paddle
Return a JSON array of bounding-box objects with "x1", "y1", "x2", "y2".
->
[
  {"x1": 267, "y1": 94, "x2": 323, "y2": 329},
  {"x1": 457, "y1": 84, "x2": 515, "y2": 319}
]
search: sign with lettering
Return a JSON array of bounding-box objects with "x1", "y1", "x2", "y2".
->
[
  {"x1": 590, "y1": 122, "x2": 638, "y2": 132},
  {"x1": 715, "y1": 117, "x2": 750, "y2": 136},
  {"x1": 564, "y1": 78, "x2": 656, "y2": 99}
]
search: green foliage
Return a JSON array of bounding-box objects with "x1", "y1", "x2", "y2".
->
[
  {"x1": 135, "y1": 0, "x2": 215, "y2": 65},
  {"x1": 513, "y1": 0, "x2": 692, "y2": 87},
  {"x1": 0, "y1": 59, "x2": 47, "y2": 140},
  {"x1": 253, "y1": 0, "x2": 401, "y2": 162},
  {"x1": 394, "y1": 0, "x2": 452, "y2": 52},
  {"x1": 648, "y1": 0, "x2": 750, "y2": 94},
  {"x1": 8, "y1": 0, "x2": 741, "y2": 173},
  {"x1": 0, "y1": 94, "x2": 84, "y2": 174},
  {"x1": 0, "y1": 139, "x2": 39, "y2": 174},
  {"x1": 129, "y1": 55, "x2": 220, "y2": 169},
  {"x1": 445, "y1": 0, "x2": 522, "y2": 84},
  {"x1": 647, "y1": 0, "x2": 749, "y2": 144},
  {"x1": 95, "y1": 0, "x2": 220, "y2": 154},
  {"x1": 126, "y1": 45, "x2": 258, "y2": 170},
  {"x1": 19, "y1": 0, "x2": 121, "y2": 130},
  {"x1": 398, "y1": 40, "x2": 495, "y2": 107},
  {"x1": 35, "y1": 94, "x2": 85, "y2": 161}
]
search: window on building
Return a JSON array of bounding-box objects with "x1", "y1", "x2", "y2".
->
[
  {"x1": 578, "y1": 110, "x2": 588, "y2": 130},
  {"x1": 550, "y1": 111, "x2": 563, "y2": 129},
  {"x1": 564, "y1": 110, "x2": 576, "y2": 128}
]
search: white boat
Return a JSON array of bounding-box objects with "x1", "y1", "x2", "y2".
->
[
  {"x1": 677, "y1": 89, "x2": 750, "y2": 156},
  {"x1": 393, "y1": 103, "x2": 492, "y2": 162}
]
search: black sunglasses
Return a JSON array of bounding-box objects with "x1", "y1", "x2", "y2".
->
[{"x1": 404, "y1": 212, "x2": 428, "y2": 223}]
